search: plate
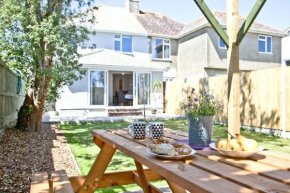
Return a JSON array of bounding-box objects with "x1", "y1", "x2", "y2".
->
[
  {"x1": 146, "y1": 148, "x2": 196, "y2": 160},
  {"x1": 209, "y1": 142, "x2": 264, "y2": 159}
]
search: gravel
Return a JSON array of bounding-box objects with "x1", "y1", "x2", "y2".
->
[{"x1": 0, "y1": 124, "x2": 79, "y2": 193}]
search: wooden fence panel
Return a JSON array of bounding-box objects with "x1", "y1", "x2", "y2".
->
[
  {"x1": 0, "y1": 60, "x2": 25, "y2": 134},
  {"x1": 166, "y1": 67, "x2": 290, "y2": 131}
]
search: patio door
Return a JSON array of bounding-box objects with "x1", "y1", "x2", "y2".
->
[
  {"x1": 135, "y1": 72, "x2": 151, "y2": 106},
  {"x1": 89, "y1": 70, "x2": 107, "y2": 106}
]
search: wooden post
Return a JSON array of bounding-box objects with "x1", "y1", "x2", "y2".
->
[
  {"x1": 227, "y1": 0, "x2": 240, "y2": 137},
  {"x1": 194, "y1": 0, "x2": 266, "y2": 138}
]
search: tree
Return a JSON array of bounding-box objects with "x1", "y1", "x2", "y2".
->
[{"x1": 0, "y1": 0, "x2": 95, "y2": 131}]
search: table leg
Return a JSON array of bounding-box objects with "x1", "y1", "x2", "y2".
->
[
  {"x1": 78, "y1": 143, "x2": 116, "y2": 193},
  {"x1": 166, "y1": 180, "x2": 186, "y2": 193},
  {"x1": 134, "y1": 161, "x2": 152, "y2": 193}
]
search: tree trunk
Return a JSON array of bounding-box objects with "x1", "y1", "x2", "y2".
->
[{"x1": 16, "y1": 76, "x2": 50, "y2": 132}]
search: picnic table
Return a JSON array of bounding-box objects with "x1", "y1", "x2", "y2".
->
[{"x1": 68, "y1": 128, "x2": 290, "y2": 193}]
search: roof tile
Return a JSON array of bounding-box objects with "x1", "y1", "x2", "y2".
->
[
  {"x1": 135, "y1": 11, "x2": 185, "y2": 36},
  {"x1": 181, "y1": 11, "x2": 286, "y2": 36}
]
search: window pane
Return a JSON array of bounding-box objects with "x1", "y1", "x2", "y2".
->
[
  {"x1": 219, "y1": 38, "x2": 226, "y2": 48},
  {"x1": 286, "y1": 60, "x2": 290, "y2": 67},
  {"x1": 90, "y1": 71, "x2": 105, "y2": 105},
  {"x1": 114, "y1": 41, "x2": 121, "y2": 51},
  {"x1": 114, "y1": 35, "x2": 121, "y2": 39},
  {"x1": 267, "y1": 37, "x2": 272, "y2": 53},
  {"x1": 259, "y1": 40, "x2": 265, "y2": 52},
  {"x1": 137, "y1": 73, "x2": 150, "y2": 105},
  {"x1": 164, "y1": 45, "x2": 170, "y2": 58},
  {"x1": 152, "y1": 39, "x2": 163, "y2": 59},
  {"x1": 259, "y1": 36, "x2": 266, "y2": 40},
  {"x1": 122, "y1": 36, "x2": 132, "y2": 52}
]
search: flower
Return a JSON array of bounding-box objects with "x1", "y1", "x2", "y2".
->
[{"x1": 182, "y1": 88, "x2": 221, "y2": 116}]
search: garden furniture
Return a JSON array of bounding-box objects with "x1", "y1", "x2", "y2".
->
[
  {"x1": 31, "y1": 128, "x2": 290, "y2": 193},
  {"x1": 75, "y1": 128, "x2": 290, "y2": 193}
]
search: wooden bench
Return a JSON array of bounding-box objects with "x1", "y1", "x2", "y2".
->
[
  {"x1": 30, "y1": 170, "x2": 74, "y2": 193},
  {"x1": 31, "y1": 169, "x2": 164, "y2": 193}
]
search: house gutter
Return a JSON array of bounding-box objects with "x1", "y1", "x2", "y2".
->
[
  {"x1": 93, "y1": 28, "x2": 148, "y2": 37},
  {"x1": 82, "y1": 64, "x2": 169, "y2": 71}
]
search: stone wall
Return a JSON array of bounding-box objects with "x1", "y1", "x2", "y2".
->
[{"x1": 0, "y1": 60, "x2": 25, "y2": 136}]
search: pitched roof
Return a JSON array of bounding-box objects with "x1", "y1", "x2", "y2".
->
[
  {"x1": 181, "y1": 11, "x2": 286, "y2": 36},
  {"x1": 80, "y1": 5, "x2": 147, "y2": 34},
  {"x1": 135, "y1": 11, "x2": 185, "y2": 36}
]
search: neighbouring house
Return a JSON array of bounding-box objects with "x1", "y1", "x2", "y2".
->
[
  {"x1": 282, "y1": 27, "x2": 290, "y2": 66},
  {"x1": 51, "y1": 0, "x2": 287, "y2": 119}
]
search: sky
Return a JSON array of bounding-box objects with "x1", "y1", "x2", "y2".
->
[{"x1": 83, "y1": 0, "x2": 290, "y2": 31}]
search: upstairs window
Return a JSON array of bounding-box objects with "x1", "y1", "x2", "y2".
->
[
  {"x1": 152, "y1": 39, "x2": 171, "y2": 59},
  {"x1": 258, "y1": 35, "x2": 272, "y2": 53},
  {"x1": 114, "y1": 35, "x2": 132, "y2": 53},
  {"x1": 219, "y1": 37, "x2": 227, "y2": 49}
]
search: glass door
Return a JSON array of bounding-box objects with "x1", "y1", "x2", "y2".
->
[
  {"x1": 135, "y1": 72, "x2": 151, "y2": 106},
  {"x1": 89, "y1": 70, "x2": 107, "y2": 106}
]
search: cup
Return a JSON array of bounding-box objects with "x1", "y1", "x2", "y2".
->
[
  {"x1": 146, "y1": 122, "x2": 164, "y2": 139},
  {"x1": 127, "y1": 122, "x2": 146, "y2": 139}
]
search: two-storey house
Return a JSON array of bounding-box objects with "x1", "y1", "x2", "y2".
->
[
  {"x1": 52, "y1": 0, "x2": 287, "y2": 118},
  {"x1": 282, "y1": 27, "x2": 290, "y2": 66}
]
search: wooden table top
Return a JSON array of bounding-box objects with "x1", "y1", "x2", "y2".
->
[{"x1": 91, "y1": 128, "x2": 290, "y2": 193}]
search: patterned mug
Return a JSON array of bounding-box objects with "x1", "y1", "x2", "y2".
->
[
  {"x1": 146, "y1": 122, "x2": 164, "y2": 139},
  {"x1": 127, "y1": 122, "x2": 146, "y2": 139}
]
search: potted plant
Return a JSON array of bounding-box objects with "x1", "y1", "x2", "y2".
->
[
  {"x1": 151, "y1": 78, "x2": 162, "y2": 114},
  {"x1": 182, "y1": 88, "x2": 222, "y2": 145}
]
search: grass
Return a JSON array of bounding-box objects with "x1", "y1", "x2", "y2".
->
[{"x1": 61, "y1": 119, "x2": 290, "y2": 192}]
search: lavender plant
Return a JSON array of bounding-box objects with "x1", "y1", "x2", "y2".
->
[{"x1": 182, "y1": 88, "x2": 223, "y2": 117}]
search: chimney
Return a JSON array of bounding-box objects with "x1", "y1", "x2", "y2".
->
[{"x1": 124, "y1": 0, "x2": 140, "y2": 14}]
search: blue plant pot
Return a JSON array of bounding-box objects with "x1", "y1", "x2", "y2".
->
[{"x1": 187, "y1": 115, "x2": 213, "y2": 145}]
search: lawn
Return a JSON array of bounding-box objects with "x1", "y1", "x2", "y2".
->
[{"x1": 61, "y1": 119, "x2": 290, "y2": 192}]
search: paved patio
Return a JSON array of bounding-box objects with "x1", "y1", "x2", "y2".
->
[{"x1": 42, "y1": 111, "x2": 183, "y2": 124}]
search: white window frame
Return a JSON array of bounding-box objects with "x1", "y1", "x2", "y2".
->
[
  {"x1": 151, "y1": 38, "x2": 171, "y2": 60},
  {"x1": 258, "y1": 35, "x2": 272, "y2": 54},
  {"x1": 88, "y1": 69, "x2": 108, "y2": 108},
  {"x1": 114, "y1": 35, "x2": 133, "y2": 53},
  {"x1": 134, "y1": 71, "x2": 153, "y2": 107},
  {"x1": 218, "y1": 36, "x2": 227, "y2": 49}
]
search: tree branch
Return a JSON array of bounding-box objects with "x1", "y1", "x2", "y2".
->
[{"x1": 36, "y1": 2, "x2": 43, "y2": 24}]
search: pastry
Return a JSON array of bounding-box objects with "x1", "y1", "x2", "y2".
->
[
  {"x1": 148, "y1": 144, "x2": 176, "y2": 156},
  {"x1": 175, "y1": 144, "x2": 192, "y2": 155},
  {"x1": 152, "y1": 137, "x2": 175, "y2": 145},
  {"x1": 149, "y1": 138, "x2": 192, "y2": 156}
]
